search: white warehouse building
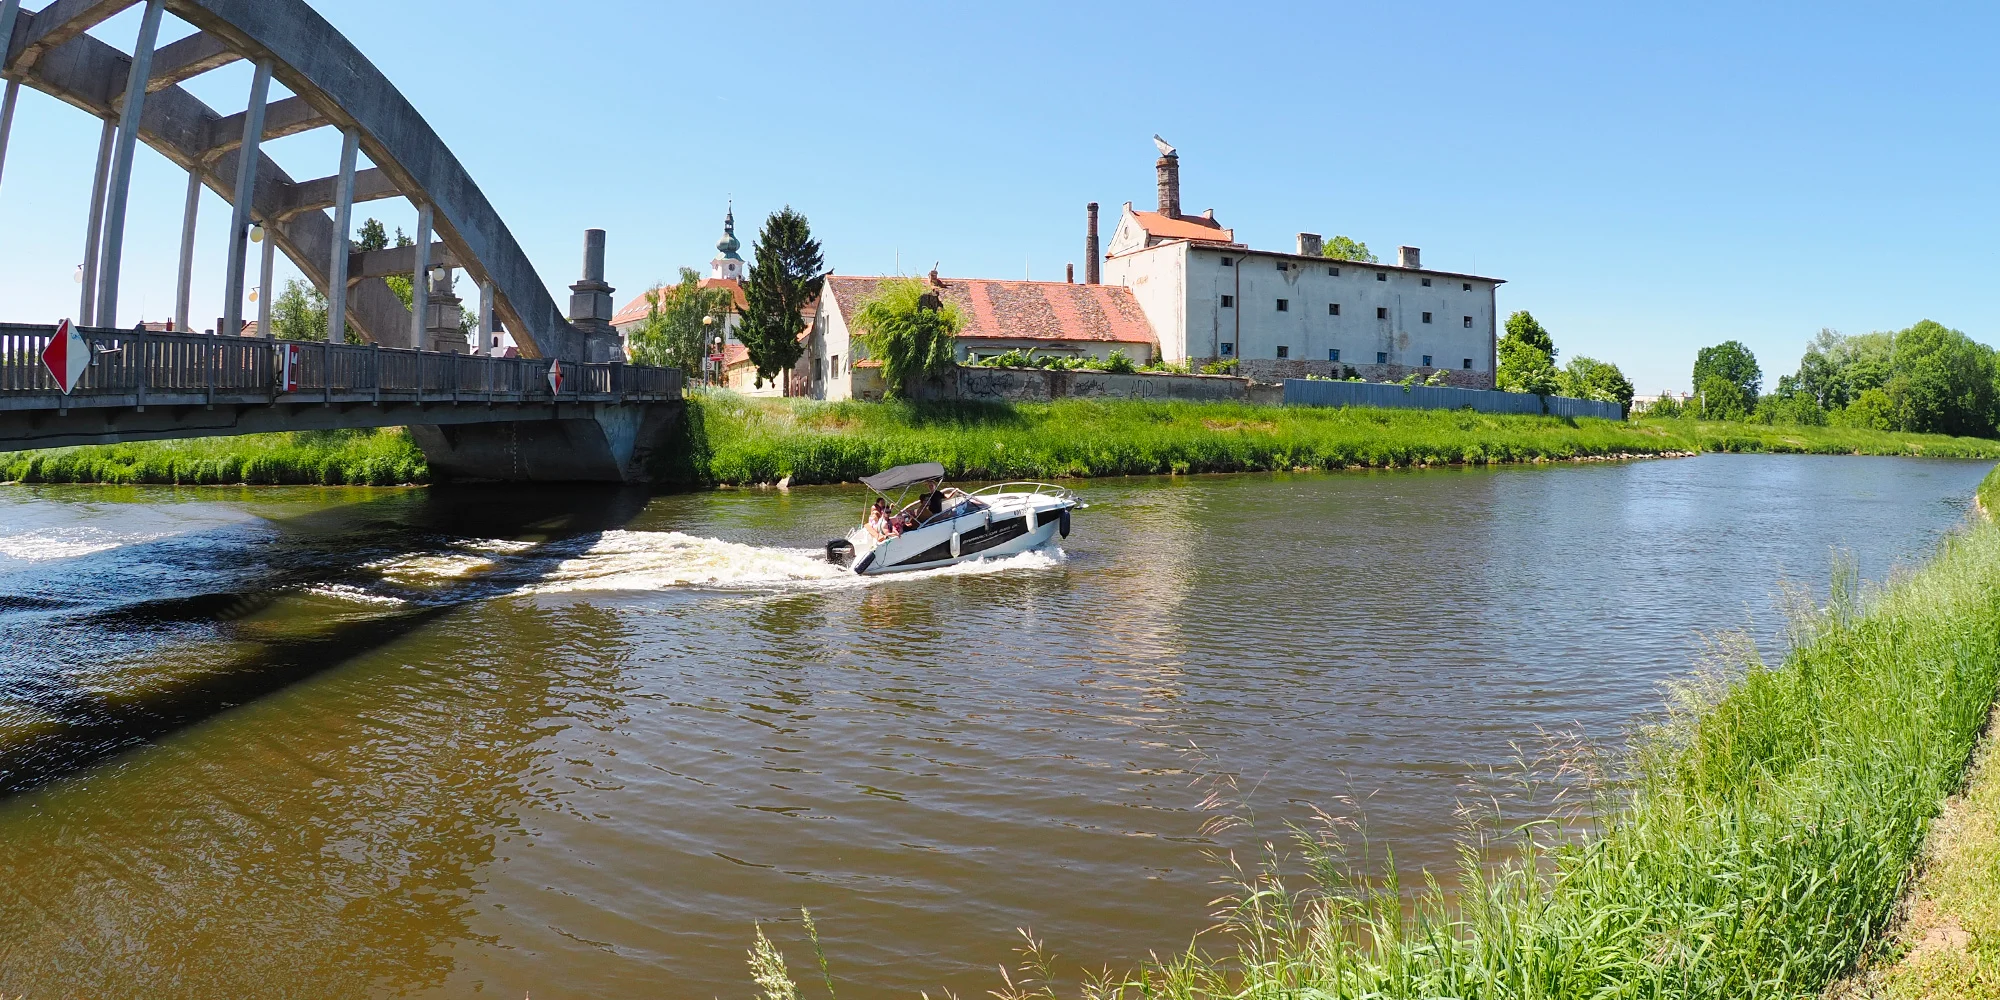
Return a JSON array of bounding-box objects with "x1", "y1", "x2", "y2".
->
[{"x1": 1098, "y1": 143, "x2": 1503, "y2": 387}]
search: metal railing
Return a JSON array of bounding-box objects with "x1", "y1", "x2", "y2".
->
[{"x1": 0, "y1": 323, "x2": 682, "y2": 409}]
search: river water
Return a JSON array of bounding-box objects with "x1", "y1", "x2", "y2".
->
[{"x1": 0, "y1": 454, "x2": 1988, "y2": 998}]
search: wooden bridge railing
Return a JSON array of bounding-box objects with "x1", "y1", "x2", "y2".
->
[{"x1": 0, "y1": 324, "x2": 682, "y2": 408}]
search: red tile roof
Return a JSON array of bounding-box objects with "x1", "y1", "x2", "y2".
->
[
  {"x1": 825, "y1": 276, "x2": 1157, "y2": 346},
  {"x1": 612, "y1": 277, "x2": 747, "y2": 327},
  {"x1": 1132, "y1": 210, "x2": 1235, "y2": 245}
]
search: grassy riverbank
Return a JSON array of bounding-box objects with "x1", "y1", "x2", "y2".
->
[
  {"x1": 0, "y1": 428, "x2": 425, "y2": 486},
  {"x1": 6, "y1": 398, "x2": 2000, "y2": 488},
  {"x1": 686, "y1": 395, "x2": 2000, "y2": 486},
  {"x1": 746, "y1": 481, "x2": 2000, "y2": 998}
]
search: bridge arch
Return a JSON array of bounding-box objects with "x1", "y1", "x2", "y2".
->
[{"x1": 0, "y1": 0, "x2": 614, "y2": 361}]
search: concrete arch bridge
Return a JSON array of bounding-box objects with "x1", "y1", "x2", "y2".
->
[{"x1": 0, "y1": 0, "x2": 684, "y2": 481}]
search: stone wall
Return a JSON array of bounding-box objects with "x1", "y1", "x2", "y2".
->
[{"x1": 1236, "y1": 358, "x2": 1494, "y2": 390}]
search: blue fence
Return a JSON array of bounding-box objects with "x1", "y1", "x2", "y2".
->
[{"x1": 1282, "y1": 378, "x2": 1625, "y2": 420}]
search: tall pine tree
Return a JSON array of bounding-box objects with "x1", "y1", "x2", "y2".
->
[{"x1": 737, "y1": 207, "x2": 825, "y2": 389}]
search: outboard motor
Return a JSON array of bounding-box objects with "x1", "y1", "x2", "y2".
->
[{"x1": 825, "y1": 539, "x2": 855, "y2": 567}]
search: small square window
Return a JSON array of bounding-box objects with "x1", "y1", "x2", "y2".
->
[
  {"x1": 1275, "y1": 298, "x2": 1289, "y2": 312},
  {"x1": 1376, "y1": 351, "x2": 1388, "y2": 365},
  {"x1": 1421, "y1": 278, "x2": 1432, "y2": 287},
  {"x1": 832, "y1": 354, "x2": 841, "y2": 377},
  {"x1": 1329, "y1": 303, "x2": 1340, "y2": 316},
  {"x1": 1221, "y1": 256, "x2": 1234, "y2": 267},
  {"x1": 1462, "y1": 283, "x2": 1472, "y2": 291},
  {"x1": 1329, "y1": 348, "x2": 1341, "y2": 362},
  {"x1": 1275, "y1": 262, "x2": 1288, "y2": 271},
  {"x1": 1463, "y1": 315, "x2": 1473, "y2": 328},
  {"x1": 1277, "y1": 346, "x2": 1290, "y2": 359},
  {"x1": 1328, "y1": 266, "x2": 1339, "y2": 276},
  {"x1": 1220, "y1": 342, "x2": 1235, "y2": 357},
  {"x1": 1376, "y1": 307, "x2": 1388, "y2": 320},
  {"x1": 1422, "y1": 312, "x2": 1433, "y2": 324},
  {"x1": 1220, "y1": 294, "x2": 1234, "y2": 308},
  {"x1": 1463, "y1": 358, "x2": 1473, "y2": 370},
  {"x1": 1377, "y1": 272, "x2": 1388, "y2": 282},
  {"x1": 1422, "y1": 354, "x2": 1433, "y2": 367}
]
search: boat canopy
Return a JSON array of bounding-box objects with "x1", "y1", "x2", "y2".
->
[{"x1": 860, "y1": 462, "x2": 946, "y2": 493}]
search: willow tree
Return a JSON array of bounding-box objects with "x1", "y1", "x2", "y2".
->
[
  {"x1": 852, "y1": 279, "x2": 964, "y2": 398},
  {"x1": 738, "y1": 207, "x2": 826, "y2": 389}
]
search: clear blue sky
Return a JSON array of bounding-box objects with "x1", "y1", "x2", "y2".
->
[{"x1": 1, "y1": 0, "x2": 1994, "y2": 393}]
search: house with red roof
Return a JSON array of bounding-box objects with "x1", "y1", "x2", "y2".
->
[{"x1": 805, "y1": 273, "x2": 1160, "y2": 401}]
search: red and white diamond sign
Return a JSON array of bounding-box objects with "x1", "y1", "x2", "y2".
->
[
  {"x1": 547, "y1": 358, "x2": 563, "y2": 396},
  {"x1": 40, "y1": 319, "x2": 90, "y2": 395}
]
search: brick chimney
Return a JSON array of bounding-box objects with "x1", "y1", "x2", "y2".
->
[
  {"x1": 1066, "y1": 262, "x2": 1075, "y2": 283},
  {"x1": 1297, "y1": 233, "x2": 1323, "y2": 257},
  {"x1": 1398, "y1": 246, "x2": 1421, "y2": 269},
  {"x1": 1084, "y1": 202, "x2": 1100, "y2": 284},
  {"x1": 1156, "y1": 152, "x2": 1180, "y2": 219}
]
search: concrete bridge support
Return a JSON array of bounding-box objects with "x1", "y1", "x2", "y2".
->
[{"x1": 407, "y1": 401, "x2": 685, "y2": 484}]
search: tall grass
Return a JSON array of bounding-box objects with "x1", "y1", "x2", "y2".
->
[
  {"x1": 685, "y1": 395, "x2": 2000, "y2": 486},
  {"x1": 0, "y1": 428, "x2": 425, "y2": 486}
]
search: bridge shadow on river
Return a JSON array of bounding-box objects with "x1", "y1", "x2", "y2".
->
[{"x1": 0, "y1": 485, "x2": 656, "y2": 795}]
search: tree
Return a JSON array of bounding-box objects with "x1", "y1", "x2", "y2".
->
[
  {"x1": 1692, "y1": 341, "x2": 1761, "y2": 414},
  {"x1": 1892, "y1": 319, "x2": 1997, "y2": 436},
  {"x1": 626, "y1": 268, "x2": 737, "y2": 374},
  {"x1": 737, "y1": 207, "x2": 825, "y2": 387},
  {"x1": 1319, "y1": 236, "x2": 1378, "y2": 263},
  {"x1": 268, "y1": 279, "x2": 364, "y2": 344},
  {"x1": 1496, "y1": 310, "x2": 1560, "y2": 397},
  {"x1": 1560, "y1": 356, "x2": 1635, "y2": 415},
  {"x1": 1697, "y1": 374, "x2": 1748, "y2": 420},
  {"x1": 851, "y1": 278, "x2": 964, "y2": 398}
]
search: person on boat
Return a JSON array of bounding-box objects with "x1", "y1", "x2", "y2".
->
[{"x1": 866, "y1": 499, "x2": 894, "y2": 540}]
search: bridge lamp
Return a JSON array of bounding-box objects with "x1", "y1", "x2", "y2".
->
[
  {"x1": 73, "y1": 264, "x2": 83, "y2": 284},
  {"x1": 249, "y1": 224, "x2": 265, "y2": 244}
]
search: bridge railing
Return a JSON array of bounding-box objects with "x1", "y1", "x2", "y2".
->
[{"x1": 0, "y1": 324, "x2": 683, "y2": 407}]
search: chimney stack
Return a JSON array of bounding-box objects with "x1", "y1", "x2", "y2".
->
[
  {"x1": 1398, "y1": 246, "x2": 1421, "y2": 269},
  {"x1": 1156, "y1": 152, "x2": 1180, "y2": 219},
  {"x1": 1084, "y1": 202, "x2": 1101, "y2": 284},
  {"x1": 1066, "y1": 263, "x2": 1075, "y2": 283},
  {"x1": 1297, "y1": 233, "x2": 1323, "y2": 257}
]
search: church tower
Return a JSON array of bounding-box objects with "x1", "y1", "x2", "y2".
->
[{"x1": 711, "y1": 204, "x2": 745, "y2": 282}]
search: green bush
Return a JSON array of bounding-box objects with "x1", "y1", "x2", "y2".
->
[{"x1": 0, "y1": 428, "x2": 426, "y2": 486}]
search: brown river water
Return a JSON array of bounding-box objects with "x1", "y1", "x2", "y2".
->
[{"x1": 0, "y1": 454, "x2": 1990, "y2": 998}]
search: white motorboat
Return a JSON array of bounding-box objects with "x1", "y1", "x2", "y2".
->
[{"x1": 825, "y1": 462, "x2": 1082, "y2": 575}]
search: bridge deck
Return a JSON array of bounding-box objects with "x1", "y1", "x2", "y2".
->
[{"x1": 0, "y1": 323, "x2": 683, "y2": 451}]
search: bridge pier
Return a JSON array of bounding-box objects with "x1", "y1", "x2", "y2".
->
[{"x1": 408, "y1": 402, "x2": 685, "y2": 484}]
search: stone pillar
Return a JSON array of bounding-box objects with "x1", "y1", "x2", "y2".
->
[
  {"x1": 1084, "y1": 202, "x2": 1100, "y2": 284},
  {"x1": 425, "y1": 267, "x2": 467, "y2": 353},
  {"x1": 1155, "y1": 154, "x2": 1180, "y2": 219},
  {"x1": 569, "y1": 228, "x2": 620, "y2": 362}
]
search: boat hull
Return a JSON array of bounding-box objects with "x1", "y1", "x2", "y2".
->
[{"x1": 854, "y1": 497, "x2": 1072, "y2": 575}]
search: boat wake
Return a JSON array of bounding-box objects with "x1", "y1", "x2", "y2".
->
[{"x1": 529, "y1": 530, "x2": 1064, "y2": 594}]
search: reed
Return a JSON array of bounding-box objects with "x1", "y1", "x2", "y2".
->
[
  {"x1": 0, "y1": 428, "x2": 425, "y2": 486},
  {"x1": 684, "y1": 395, "x2": 2000, "y2": 487}
]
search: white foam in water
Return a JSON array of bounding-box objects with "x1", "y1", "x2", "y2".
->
[
  {"x1": 0, "y1": 526, "x2": 172, "y2": 563},
  {"x1": 529, "y1": 529, "x2": 1064, "y2": 594}
]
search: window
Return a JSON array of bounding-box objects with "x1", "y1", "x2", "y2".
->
[
  {"x1": 814, "y1": 358, "x2": 826, "y2": 381},
  {"x1": 1376, "y1": 307, "x2": 1388, "y2": 320},
  {"x1": 1275, "y1": 262, "x2": 1288, "y2": 271},
  {"x1": 1275, "y1": 298, "x2": 1289, "y2": 311},
  {"x1": 1376, "y1": 351, "x2": 1389, "y2": 364},
  {"x1": 1421, "y1": 278, "x2": 1432, "y2": 287},
  {"x1": 1422, "y1": 312, "x2": 1433, "y2": 324},
  {"x1": 1220, "y1": 294, "x2": 1234, "y2": 308},
  {"x1": 1220, "y1": 256, "x2": 1234, "y2": 267},
  {"x1": 1328, "y1": 303, "x2": 1340, "y2": 316},
  {"x1": 1328, "y1": 266, "x2": 1340, "y2": 276},
  {"x1": 1220, "y1": 342, "x2": 1235, "y2": 357},
  {"x1": 1277, "y1": 345, "x2": 1290, "y2": 359},
  {"x1": 1329, "y1": 348, "x2": 1341, "y2": 362},
  {"x1": 1463, "y1": 358, "x2": 1473, "y2": 370},
  {"x1": 832, "y1": 354, "x2": 840, "y2": 377},
  {"x1": 1462, "y1": 283, "x2": 1472, "y2": 291},
  {"x1": 1422, "y1": 354, "x2": 1433, "y2": 367},
  {"x1": 1463, "y1": 315, "x2": 1473, "y2": 328},
  {"x1": 1376, "y1": 272, "x2": 1387, "y2": 282}
]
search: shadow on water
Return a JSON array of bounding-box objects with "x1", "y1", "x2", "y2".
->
[{"x1": 0, "y1": 484, "x2": 655, "y2": 796}]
